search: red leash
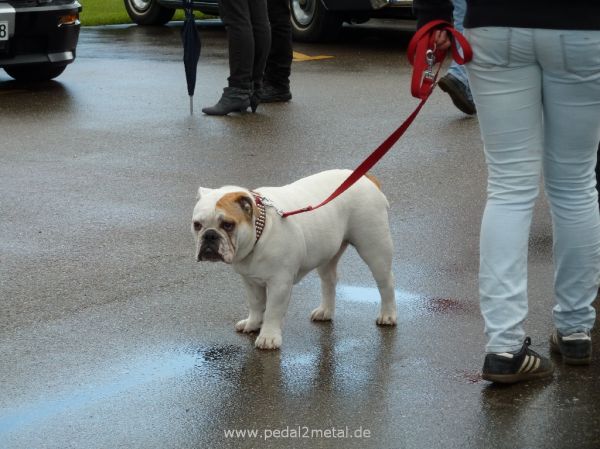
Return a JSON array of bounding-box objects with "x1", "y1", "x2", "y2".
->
[
  {"x1": 281, "y1": 20, "x2": 472, "y2": 218},
  {"x1": 407, "y1": 20, "x2": 472, "y2": 99}
]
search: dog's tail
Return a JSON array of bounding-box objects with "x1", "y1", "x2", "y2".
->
[{"x1": 364, "y1": 172, "x2": 382, "y2": 190}]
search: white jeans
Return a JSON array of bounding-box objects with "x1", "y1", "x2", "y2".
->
[{"x1": 465, "y1": 27, "x2": 600, "y2": 353}]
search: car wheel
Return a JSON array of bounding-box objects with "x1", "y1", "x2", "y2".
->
[
  {"x1": 290, "y1": 0, "x2": 342, "y2": 42},
  {"x1": 4, "y1": 64, "x2": 67, "y2": 82},
  {"x1": 124, "y1": 0, "x2": 175, "y2": 26}
]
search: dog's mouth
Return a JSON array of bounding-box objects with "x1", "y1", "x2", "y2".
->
[{"x1": 197, "y1": 246, "x2": 225, "y2": 263}]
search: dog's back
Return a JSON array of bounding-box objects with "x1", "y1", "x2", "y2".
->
[{"x1": 255, "y1": 169, "x2": 389, "y2": 215}]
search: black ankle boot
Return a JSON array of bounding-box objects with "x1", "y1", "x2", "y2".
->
[
  {"x1": 202, "y1": 87, "x2": 251, "y2": 116},
  {"x1": 250, "y1": 93, "x2": 261, "y2": 113},
  {"x1": 250, "y1": 83, "x2": 261, "y2": 113}
]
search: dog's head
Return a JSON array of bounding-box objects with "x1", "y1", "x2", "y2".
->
[{"x1": 192, "y1": 186, "x2": 258, "y2": 264}]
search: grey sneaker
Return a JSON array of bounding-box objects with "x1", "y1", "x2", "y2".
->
[
  {"x1": 482, "y1": 337, "x2": 554, "y2": 384},
  {"x1": 550, "y1": 330, "x2": 592, "y2": 365},
  {"x1": 437, "y1": 73, "x2": 476, "y2": 115}
]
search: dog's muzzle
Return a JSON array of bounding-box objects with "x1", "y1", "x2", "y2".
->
[{"x1": 197, "y1": 229, "x2": 224, "y2": 262}]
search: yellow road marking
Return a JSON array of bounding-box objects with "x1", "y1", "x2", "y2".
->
[{"x1": 293, "y1": 51, "x2": 334, "y2": 62}]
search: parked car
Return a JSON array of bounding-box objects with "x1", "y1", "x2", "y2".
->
[
  {"x1": 124, "y1": 0, "x2": 413, "y2": 42},
  {"x1": 0, "y1": 0, "x2": 81, "y2": 82}
]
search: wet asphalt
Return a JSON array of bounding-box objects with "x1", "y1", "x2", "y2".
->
[{"x1": 1, "y1": 19, "x2": 599, "y2": 449}]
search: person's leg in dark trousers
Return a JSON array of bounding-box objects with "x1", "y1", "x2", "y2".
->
[
  {"x1": 261, "y1": 0, "x2": 293, "y2": 102},
  {"x1": 203, "y1": 0, "x2": 270, "y2": 115},
  {"x1": 248, "y1": 0, "x2": 271, "y2": 109},
  {"x1": 220, "y1": 0, "x2": 254, "y2": 90}
]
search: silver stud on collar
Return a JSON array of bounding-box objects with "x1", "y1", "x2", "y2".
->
[
  {"x1": 254, "y1": 201, "x2": 266, "y2": 242},
  {"x1": 251, "y1": 192, "x2": 267, "y2": 242}
]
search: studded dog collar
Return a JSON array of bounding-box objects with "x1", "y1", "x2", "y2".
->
[{"x1": 251, "y1": 192, "x2": 267, "y2": 242}]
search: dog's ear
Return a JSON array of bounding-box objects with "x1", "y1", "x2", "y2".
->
[
  {"x1": 236, "y1": 195, "x2": 255, "y2": 219},
  {"x1": 197, "y1": 187, "x2": 213, "y2": 200}
]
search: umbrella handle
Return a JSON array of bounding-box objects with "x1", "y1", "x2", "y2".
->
[{"x1": 184, "y1": 0, "x2": 194, "y2": 16}]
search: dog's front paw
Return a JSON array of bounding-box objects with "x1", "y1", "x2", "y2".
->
[
  {"x1": 235, "y1": 318, "x2": 261, "y2": 333},
  {"x1": 254, "y1": 331, "x2": 282, "y2": 350},
  {"x1": 376, "y1": 312, "x2": 397, "y2": 326},
  {"x1": 310, "y1": 306, "x2": 333, "y2": 321}
]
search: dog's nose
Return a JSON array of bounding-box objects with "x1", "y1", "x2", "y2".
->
[{"x1": 203, "y1": 229, "x2": 220, "y2": 242}]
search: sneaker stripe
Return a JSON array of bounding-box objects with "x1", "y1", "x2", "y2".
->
[
  {"x1": 522, "y1": 356, "x2": 541, "y2": 373},
  {"x1": 526, "y1": 356, "x2": 535, "y2": 373},
  {"x1": 518, "y1": 355, "x2": 532, "y2": 373},
  {"x1": 531, "y1": 357, "x2": 540, "y2": 372}
]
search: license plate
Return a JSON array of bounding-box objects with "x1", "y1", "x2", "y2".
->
[{"x1": 0, "y1": 21, "x2": 8, "y2": 41}]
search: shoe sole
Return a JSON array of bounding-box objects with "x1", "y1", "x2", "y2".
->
[
  {"x1": 482, "y1": 368, "x2": 554, "y2": 384},
  {"x1": 437, "y1": 78, "x2": 476, "y2": 115},
  {"x1": 549, "y1": 337, "x2": 592, "y2": 365}
]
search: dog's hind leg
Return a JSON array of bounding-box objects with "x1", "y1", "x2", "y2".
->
[
  {"x1": 350, "y1": 226, "x2": 397, "y2": 326},
  {"x1": 311, "y1": 242, "x2": 348, "y2": 322}
]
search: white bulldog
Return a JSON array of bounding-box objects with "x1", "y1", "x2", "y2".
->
[{"x1": 192, "y1": 169, "x2": 397, "y2": 349}]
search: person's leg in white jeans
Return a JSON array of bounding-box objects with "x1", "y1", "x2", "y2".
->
[
  {"x1": 537, "y1": 30, "x2": 600, "y2": 335},
  {"x1": 467, "y1": 28, "x2": 542, "y2": 353},
  {"x1": 466, "y1": 27, "x2": 600, "y2": 354}
]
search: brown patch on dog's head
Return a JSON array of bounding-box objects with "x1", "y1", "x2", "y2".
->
[
  {"x1": 215, "y1": 192, "x2": 257, "y2": 225},
  {"x1": 365, "y1": 173, "x2": 382, "y2": 190}
]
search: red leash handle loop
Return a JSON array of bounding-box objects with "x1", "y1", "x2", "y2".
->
[{"x1": 407, "y1": 20, "x2": 473, "y2": 99}]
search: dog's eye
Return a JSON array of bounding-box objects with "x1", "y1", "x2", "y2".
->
[
  {"x1": 221, "y1": 221, "x2": 235, "y2": 232},
  {"x1": 193, "y1": 221, "x2": 202, "y2": 232}
]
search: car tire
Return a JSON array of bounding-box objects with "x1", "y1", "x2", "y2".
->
[
  {"x1": 290, "y1": 0, "x2": 342, "y2": 42},
  {"x1": 4, "y1": 64, "x2": 67, "y2": 82},
  {"x1": 124, "y1": 0, "x2": 175, "y2": 26}
]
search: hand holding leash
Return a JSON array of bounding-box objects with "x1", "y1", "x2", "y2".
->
[
  {"x1": 408, "y1": 20, "x2": 473, "y2": 99},
  {"x1": 432, "y1": 29, "x2": 452, "y2": 51}
]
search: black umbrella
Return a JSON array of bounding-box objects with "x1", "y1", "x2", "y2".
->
[{"x1": 181, "y1": 0, "x2": 201, "y2": 114}]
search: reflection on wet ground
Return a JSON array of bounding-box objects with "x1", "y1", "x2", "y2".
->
[
  {"x1": 0, "y1": 350, "x2": 200, "y2": 435},
  {"x1": 0, "y1": 80, "x2": 74, "y2": 117},
  {"x1": 0, "y1": 328, "x2": 394, "y2": 439},
  {"x1": 337, "y1": 284, "x2": 472, "y2": 317},
  {"x1": 2, "y1": 309, "x2": 599, "y2": 448},
  {"x1": 1, "y1": 282, "x2": 463, "y2": 438}
]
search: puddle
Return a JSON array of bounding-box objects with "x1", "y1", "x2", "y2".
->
[
  {"x1": 336, "y1": 284, "x2": 471, "y2": 318},
  {"x1": 0, "y1": 344, "x2": 244, "y2": 437},
  {"x1": 195, "y1": 344, "x2": 246, "y2": 381},
  {"x1": 282, "y1": 352, "x2": 319, "y2": 368},
  {"x1": 199, "y1": 344, "x2": 243, "y2": 362},
  {"x1": 280, "y1": 352, "x2": 321, "y2": 391}
]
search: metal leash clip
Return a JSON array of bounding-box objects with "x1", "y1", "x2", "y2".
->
[
  {"x1": 259, "y1": 195, "x2": 284, "y2": 217},
  {"x1": 424, "y1": 49, "x2": 436, "y2": 80}
]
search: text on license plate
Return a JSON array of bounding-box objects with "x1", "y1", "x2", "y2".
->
[{"x1": 0, "y1": 21, "x2": 8, "y2": 41}]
